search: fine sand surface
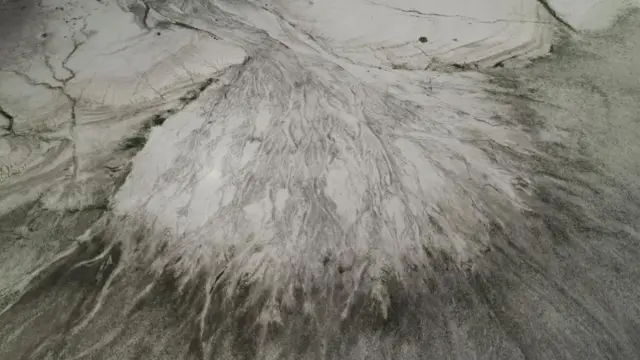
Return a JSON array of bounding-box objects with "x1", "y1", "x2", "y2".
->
[{"x1": 1, "y1": 0, "x2": 640, "y2": 359}]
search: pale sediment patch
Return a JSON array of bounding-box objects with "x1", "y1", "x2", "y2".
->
[{"x1": 108, "y1": 48, "x2": 530, "y2": 295}]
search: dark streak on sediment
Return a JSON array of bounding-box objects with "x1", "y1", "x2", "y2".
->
[
  {"x1": 120, "y1": 77, "x2": 217, "y2": 151},
  {"x1": 0, "y1": 106, "x2": 14, "y2": 121},
  {"x1": 128, "y1": 3, "x2": 151, "y2": 31},
  {"x1": 172, "y1": 21, "x2": 221, "y2": 40},
  {"x1": 41, "y1": 36, "x2": 84, "y2": 178},
  {"x1": 0, "y1": 106, "x2": 15, "y2": 134},
  {"x1": 535, "y1": 0, "x2": 577, "y2": 33}
]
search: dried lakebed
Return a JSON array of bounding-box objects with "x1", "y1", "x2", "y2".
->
[{"x1": 1, "y1": 1, "x2": 640, "y2": 359}]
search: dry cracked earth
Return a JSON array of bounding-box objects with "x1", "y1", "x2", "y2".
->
[{"x1": 1, "y1": 0, "x2": 640, "y2": 359}]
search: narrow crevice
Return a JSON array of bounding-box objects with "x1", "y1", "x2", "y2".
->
[
  {"x1": 42, "y1": 38, "x2": 83, "y2": 179},
  {"x1": 68, "y1": 96, "x2": 79, "y2": 179},
  {"x1": 59, "y1": 40, "x2": 82, "y2": 84},
  {"x1": 8, "y1": 67, "x2": 80, "y2": 178},
  {"x1": 535, "y1": 0, "x2": 577, "y2": 33},
  {"x1": 0, "y1": 106, "x2": 15, "y2": 134},
  {"x1": 0, "y1": 107, "x2": 15, "y2": 121},
  {"x1": 127, "y1": 3, "x2": 151, "y2": 31},
  {"x1": 364, "y1": 0, "x2": 557, "y2": 26},
  {"x1": 170, "y1": 21, "x2": 220, "y2": 40},
  {"x1": 6, "y1": 70, "x2": 60, "y2": 92},
  {"x1": 148, "y1": 14, "x2": 222, "y2": 40},
  {"x1": 142, "y1": 4, "x2": 150, "y2": 29}
]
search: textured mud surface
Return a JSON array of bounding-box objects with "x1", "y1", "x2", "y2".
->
[{"x1": 1, "y1": 1, "x2": 639, "y2": 359}]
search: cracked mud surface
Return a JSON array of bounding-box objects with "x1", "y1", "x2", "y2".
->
[{"x1": 1, "y1": 0, "x2": 640, "y2": 359}]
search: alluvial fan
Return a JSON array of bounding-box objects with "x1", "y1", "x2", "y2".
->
[{"x1": 1, "y1": 0, "x2": 640, "y2": 359}]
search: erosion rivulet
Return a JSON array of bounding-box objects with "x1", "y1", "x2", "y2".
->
[{"x1": 1, "y1": 2, "x2": 640, "y2": 360}]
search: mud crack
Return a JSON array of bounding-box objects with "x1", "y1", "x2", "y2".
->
[
  {"x1": 536, "y1": 0, "x2": 577, "y2": 33},
  {"x1": 0, "y1": 106, "x2": 15, "y2": 134}
]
